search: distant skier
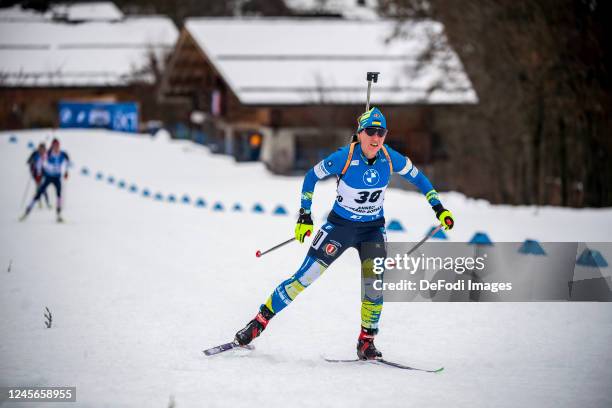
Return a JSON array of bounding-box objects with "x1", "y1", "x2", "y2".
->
[
  {"x1": 234, "y1": 108, "x2": 455, "y2": 360},
  {"x1": 26, "y1": 142, "x2": 51, "y2": 208},
  {"x1": 20, "y1": 138, "x2": 71, "y2": 223}
]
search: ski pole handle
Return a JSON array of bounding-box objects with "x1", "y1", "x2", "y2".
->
[{"x1": 256, "y1": 231, "x2": 311, "y2": 258}]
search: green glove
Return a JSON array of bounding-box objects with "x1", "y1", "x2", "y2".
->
[
  {"x1": 295, "y1": 208, "x2": 314, "y2": 243},
  {"x1": 433, "y1": 204, "x2": 455, "y2": 230}
]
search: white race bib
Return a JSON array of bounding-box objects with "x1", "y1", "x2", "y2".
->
[{"x1": 336, "y1": 179, "x2": 386, "y2": 216}]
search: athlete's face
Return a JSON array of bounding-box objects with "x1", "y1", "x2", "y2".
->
[
  {"x1": 358, "y1": 128, "x2": 387, "y2": 159},
  {"x1": 51, "y1": 142, "x2": 60, "y2": 153}
]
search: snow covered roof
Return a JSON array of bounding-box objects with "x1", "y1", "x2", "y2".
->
[
  {"x1": 50, "y1": 2, "x2": 124, "y2": 22},
  {"x1": 0, "y1": 16, "x2": 178, "y2": 87},
  {"x1": 184, "y1": 17, "x2": 477, "y2": 105},
  {"x1": 0, "y1": 2, "x2": 123, "y2": 22},
  {"x1": 0, "y1": 5, "x2": 47, "y2": 22}
]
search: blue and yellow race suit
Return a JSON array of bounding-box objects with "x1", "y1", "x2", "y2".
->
[
  {"x1": 27, "y1": 150, "x2": 70, "y2": 212},
  {"x1": 263, "y1": 142, "x2": 443, "y2": 331}
]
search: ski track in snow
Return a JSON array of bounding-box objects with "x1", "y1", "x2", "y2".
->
[{"x1": 1, "y1": 129, "x2": 611, "y2": 407}]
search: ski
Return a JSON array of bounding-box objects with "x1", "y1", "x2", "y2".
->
[
  {"x1": 203, "y1": 340, "x2": 254, "y2": 356},
  {"x1": 324, "y1": 357, "x2": 444, "y2": 373},
  {"x1": 376, "y1": 359, "x2": 444, "y2": 373},
  {"x1": 324, "y1": 358, "x2": 361, "y2": 363}
]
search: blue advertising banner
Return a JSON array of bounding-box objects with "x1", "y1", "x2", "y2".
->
[{"x1": 59, "y1": 101, "x2": 139, "y2": 133}]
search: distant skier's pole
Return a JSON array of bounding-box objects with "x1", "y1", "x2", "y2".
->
[
  {"x1": 256, "y1": 231, "x2": 311, "y2": 258},
  {"x1": 61, "y1": 175, "x2": 67, "y2": 212},
  {"x1": 365, "y1": 72, "x2": 380, "y2": 112},
  {"x1": 19, "y1": 176, "x2": 32, "y2": 210},
  {"x1": 405, "y1": 223, "x2": 447, "y2": 256}
]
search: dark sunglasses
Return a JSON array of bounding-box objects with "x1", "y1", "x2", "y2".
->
[{"x1": 363, "y1": 127, "x2": 388, "y2": 137}]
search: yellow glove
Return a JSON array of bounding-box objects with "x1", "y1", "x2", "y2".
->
[
  {"x1": 295, "y1": 208, "x2": 314, "y2": 243},
  {"x1": 434, "y1": 205, "x2": 455, "y2": 230}
]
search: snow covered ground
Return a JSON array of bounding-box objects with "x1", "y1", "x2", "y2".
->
[{"x1": 1, "y1": 129, "x2": 611, "y2": 407}]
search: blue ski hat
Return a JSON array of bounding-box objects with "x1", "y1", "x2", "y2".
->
[{"x1": 357, "y1": 107, "x2": 387, "y2": 131}]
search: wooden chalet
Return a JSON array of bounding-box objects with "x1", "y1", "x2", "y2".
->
[
  {"x1": 0, "y1": 4, "x2": 178, "y2": 130},
  {"x1": 159, "y1": 17, "x2": 477, "y2": 173}
]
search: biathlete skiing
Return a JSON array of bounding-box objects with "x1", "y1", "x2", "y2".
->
[
  {"x1": 20, "y1": 138, "x2": 71, "y2": 223},
  {"x1": 233, "y1": 106, "x2": 455, "y2": 360},
  {"x1": 26, "y1": 142, "x2": 51, "y2": 209}
]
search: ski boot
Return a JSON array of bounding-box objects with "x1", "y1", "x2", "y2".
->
[
  {"x1": 357, "y1": 327, "x2": 382, "y2": 360},
  {"x1": 235, "y1": 305, "x2": 275, "y2": 345},
  {"x1": 56, "y1": 210, "x2": 64, "y2": 223}
]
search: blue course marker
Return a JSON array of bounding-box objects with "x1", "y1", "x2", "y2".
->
[
  {"x1": 107, "y1": 176, "x2": 115, "y2": 184},
  {"x1": 182, "y1": 195, "x2": 191, "y2": 204},
  {"x1": 469, "y1": 232, "x2": 493, "y2": 246},
  {"x1": 576, "y1": 248, "x2": 608, "y2": 268},
  {"x1": 81, "y1": 167, "x2": 90, "y2": 176},
  {"x1": 213, "y1": 202, "x2": 224, "y2": 211},
  {"x1": 167, "y1": 194, "x2": 176, "y2": 203},
  {"x1": 427, "y1": 225, "x2": 447, "y2": 239},
  {"x1": 387, "y1": 219, "x2": 405, "y2": 232},
  {"x1": 27, "y1": 141, "x2": 35, "y2": 149},
  {"x1": 273, "y1": 205, "x2": 288, "y2": 215},
  {"x1": 9, "y1": 135, "x2": 17, "y2": 143},
  {"x1": 233, "y1": 203, "x2": 243, "y2": 211},
  {"x1": 129, "y1": 184, "x2": 138, "y2": 193},
  {"x1": 118, "y1": 180, "x2": 126, "y2": 189},
  {"x1": 154, "y1": 192, "x2": 163, "y2": 201},
  {"x1": 96, "y1": 172, "x2": 104, "y2": 180},
  {"x1": 142, "y1": 189, "x2": 151, "y2": 197},
  {"x1": 195, "y1": 198, "x2": 206, "y2": 208},
  {"x1": 518, "y1": 239, "x2": 546, "y2": 256},
  {"x1": 252, "y1": 203, "x2": 264, "y2": 213}
]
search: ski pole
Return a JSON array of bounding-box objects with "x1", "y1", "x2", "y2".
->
[
  {"x1": 405, "y1": 222, "x2": 449, "y2": 257},
  {"x1": 19, "y1": 175, "x2": 32, "y2": 210},
  {"x1": 256, "y1": 231, "x2": 311, "y2": 258}
]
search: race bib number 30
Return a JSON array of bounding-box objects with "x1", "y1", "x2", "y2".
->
[{"x1": 336, "y1": 180, "x2": 386, "y2": 215}]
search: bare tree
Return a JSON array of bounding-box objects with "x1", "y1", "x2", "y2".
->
[{"x1": 382, "y1": 0, "x2": 612, "y2": 206}]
